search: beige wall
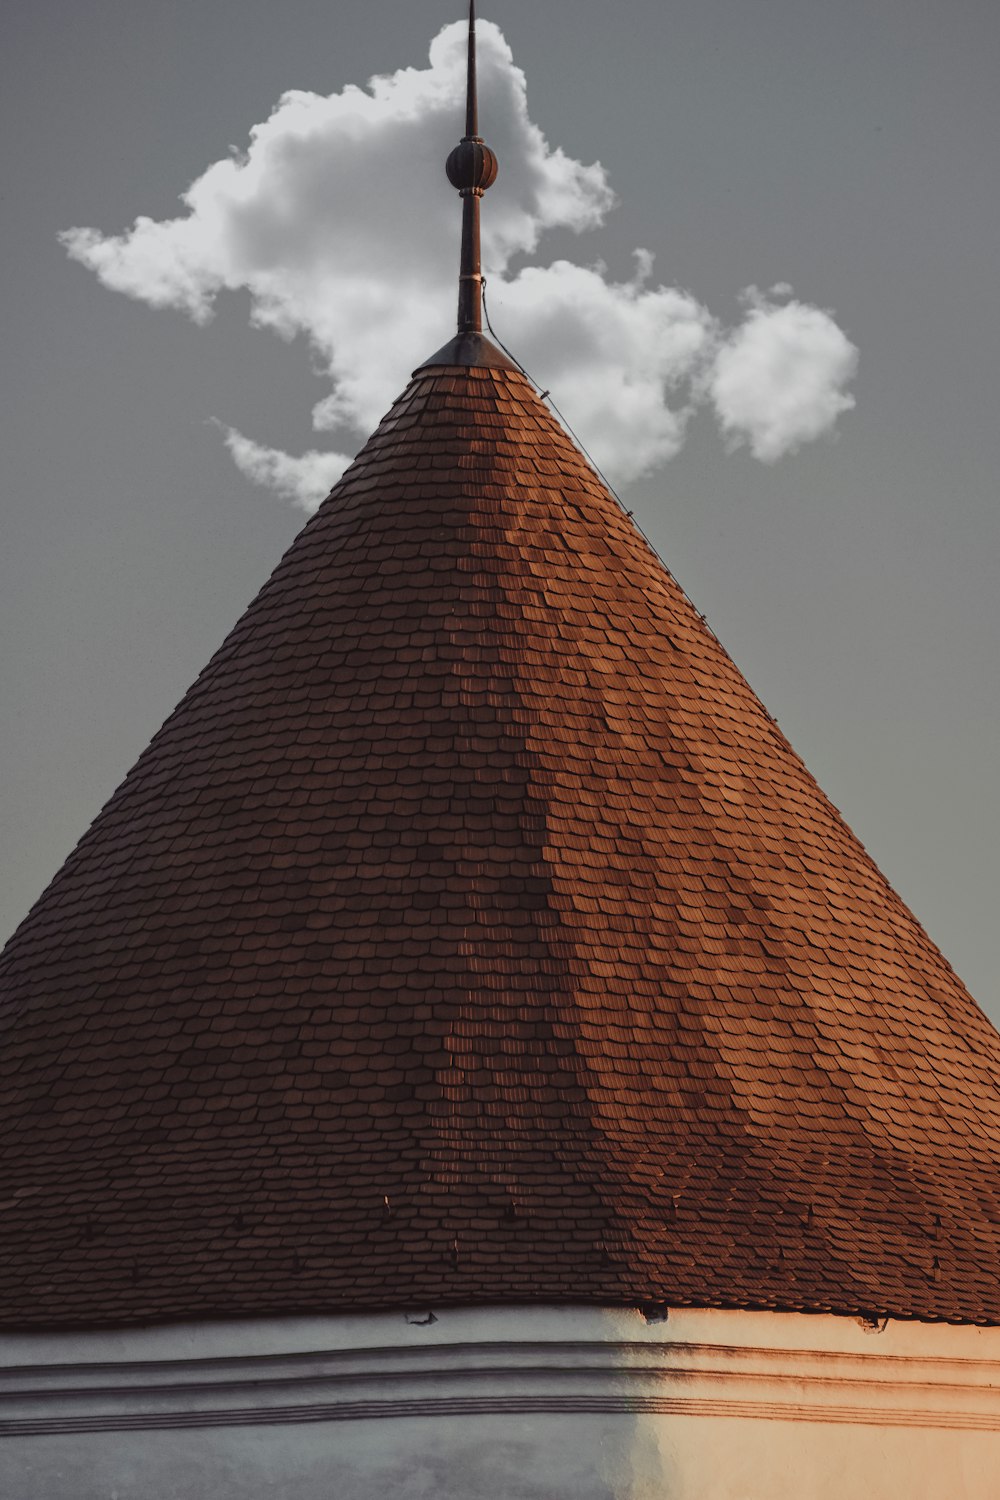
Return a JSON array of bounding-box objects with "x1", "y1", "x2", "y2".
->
[{"x1": 2, "y1": 1304, "x2": 998, "y2": 1498}]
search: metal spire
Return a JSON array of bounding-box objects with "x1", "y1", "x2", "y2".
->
[
  {"x1": 465, "y1": 0, "x2": 479, "y2": 138},
  {"x1": 445, "y1": 1, "x2": 498, "y2": 334}
]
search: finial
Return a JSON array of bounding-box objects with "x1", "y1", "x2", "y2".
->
[{"x1": 445, "y1": 1, "x2": 498, "y2": 334}]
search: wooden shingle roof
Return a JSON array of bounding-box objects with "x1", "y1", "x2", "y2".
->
[{"x1": 2, "y1": 355, "x2": 999, "y2": 1329}]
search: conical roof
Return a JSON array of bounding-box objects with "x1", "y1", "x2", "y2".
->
[{"x1": 2, "y1": 354, "x2": 999, "y2": 1329}]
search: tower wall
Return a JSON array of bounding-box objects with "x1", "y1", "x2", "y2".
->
[{"x1": 3, "y1": 1304, "x2": 998, "y2": 1498}]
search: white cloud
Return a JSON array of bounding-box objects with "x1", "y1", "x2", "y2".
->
[
  {"x1": 489, "y1": 252, "x2": 716, "y2": 483},
  {"x1": 61, "y1": 21, "x2": 857, "y2": 503},
  {"x1": 214, "y1": 423, "x2": 349, "y2": 513},
  {"x1": 708, "y1": 288, "x2": 858, "y2": 462}
]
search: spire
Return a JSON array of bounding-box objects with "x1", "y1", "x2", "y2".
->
[
  {"x1": 446, "y1": 2, "x2": 498, "y2": 334},
  {"x1": 465, "y1": 0, "x2": 479, "y2": 139}
]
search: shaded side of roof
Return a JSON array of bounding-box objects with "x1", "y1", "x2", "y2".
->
[{"x1": 1, "y1": 363, "x2": 999, "y2": 1330}]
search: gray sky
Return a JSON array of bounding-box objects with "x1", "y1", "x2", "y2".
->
[{"x1": 2, "y1": 0, "x2": 998, "y2": 1023}]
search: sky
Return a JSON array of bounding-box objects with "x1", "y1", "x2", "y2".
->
[{"x1": 2, "y1": 0, "x2": 998, "y2": 1024}]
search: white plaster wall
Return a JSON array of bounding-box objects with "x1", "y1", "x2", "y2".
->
[{"x1": 2, "y1": 1304, "x2": 998, "y2": 1500}]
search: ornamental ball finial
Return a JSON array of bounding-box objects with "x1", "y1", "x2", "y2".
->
[{"x1": 446, "y1": 137, "x2": 499, "y2": 196}]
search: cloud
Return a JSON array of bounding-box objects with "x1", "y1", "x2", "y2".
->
[
  {"x1": 708, "y1": 289, "x2": 858, "y2": 462},
  {"x1": 212, "y1": 423, "x2": 349, "y2": 513},
  {"x1": 487, "y1": 251, "x2": 715, "y2": 482},
  {"x1": 61, "y1": 19, "x2": 857, "y2": 503}
]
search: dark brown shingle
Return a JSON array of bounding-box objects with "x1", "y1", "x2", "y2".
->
[{"x1": 1, "y1": 359, "x2": 999, "y2": 1329}]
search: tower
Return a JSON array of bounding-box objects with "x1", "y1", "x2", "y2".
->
[{"x1": 2, "y1": 8, "x2": 999, "y2": 1496}]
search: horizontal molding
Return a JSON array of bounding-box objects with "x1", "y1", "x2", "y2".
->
[
  {"x1": 3, "y1": 1335, "x2": 999, "y2": 1439},
  {"x1": 3, "y1": 1391, "x2": 1000, "y2": 1438},
  {"x1": 4, "y1": 1336, "x2": 997, "y2": 1387}
]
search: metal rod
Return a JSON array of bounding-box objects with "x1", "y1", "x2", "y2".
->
[
  {"x1": 459, "y1": 1, "x2": 481, "y2": 333},
  {"x1": 458, "y1": 195, "x2": 482, "y2": 333},
  {"x1": 445, "y1": 0, "x2": 497, "y2": 335},
  {"x1": 466, "y1": 1, "x2": 478, "y2": 139}
]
